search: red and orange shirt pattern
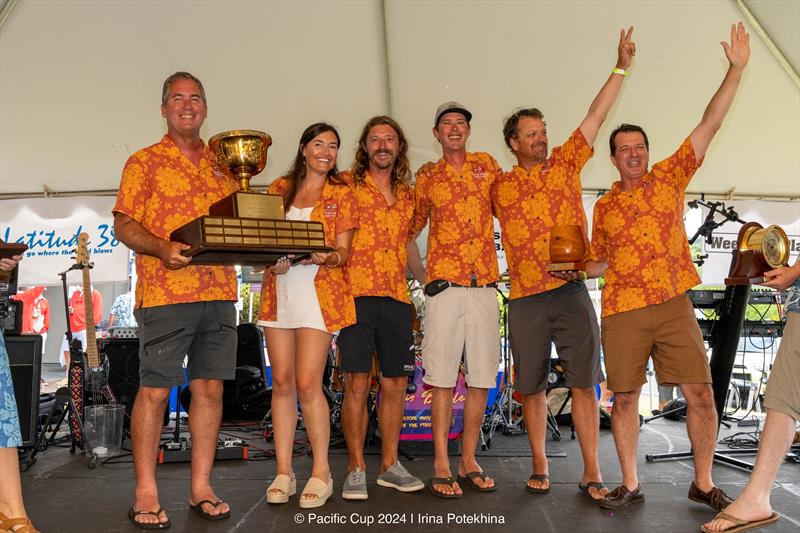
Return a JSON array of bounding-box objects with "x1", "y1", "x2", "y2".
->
[
  {"x1": 258, "y1": 177, "x2": 358, "y2": 332},
  {"x1": 591, "y1": 137, "x2": 702, "y2": 317},
  {"x1": 342, "y1": 171, "x2": 415, "y2": 303},
  {"x1": 493, "y1": 129, "x2": 593, "y2": 299},
  {"x1": 413, "y1": 152, "x2": 501, "y2": 286},
  {"x1": 113, "y1": 135, "x2": 238, "y2": 308}
]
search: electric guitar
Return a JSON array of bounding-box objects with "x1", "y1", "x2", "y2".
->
[
  {"x1": 77, "y1": 233, "x2": 110, "y2": 392},
  {"x1": 67, "y1": 233, "x2": 117, "y2": 448}
]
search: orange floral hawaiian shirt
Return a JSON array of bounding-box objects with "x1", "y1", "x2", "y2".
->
[
  {"x1": 113, "y1": 135, "x2": 238, "y2": 308},
  {"x1": 341, "y1": 171, "x2": 415, "y2": 303},
  {"x1": 413, "y1": 152, "x2": 501, "y2": 286},
  {"x1": 258, "y1": 177, "x2": 358, "y2": 332},
  {"x1": 493, "y1": 129, "x2": 593, "y2": 300},
  {"x1": 591, "y1": 137, "x2": 702, "y2": 317}
]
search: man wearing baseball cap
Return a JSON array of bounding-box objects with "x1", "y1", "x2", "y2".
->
[{"x1": 412, "y1": 101, "x2": 502, "y2": 498}]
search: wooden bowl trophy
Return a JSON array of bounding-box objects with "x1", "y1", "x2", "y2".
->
[
  {"x1": 725, "y1": 222, "x2": 790, "y2": 285},
  {"x1": 548, "y1": 225, "x2": 586, "y2": 272},
  {"x1": 170, "y1": 130, "x2": 330, "y2": 265}
]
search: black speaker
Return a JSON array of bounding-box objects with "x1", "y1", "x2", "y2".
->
[
  {"x1": 179, "y1": 324, "x2": 271, "y2": 420},
  {"x1": 99, "y1": 338, "x2": 140, "y2": 428},
  {"x1": 5, "y1": 334, "x2": 42, "y2": 447},
  {"x1": 236, "y1": 323, "x2": 267, "y2": 380}
]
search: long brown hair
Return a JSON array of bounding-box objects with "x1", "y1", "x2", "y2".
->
[
  {"x1": 281, "y1": 122, "x2": 342, "y2": 211},
  {"x1": 350, "y1": 116, "x2": 410, "y2": 191}
]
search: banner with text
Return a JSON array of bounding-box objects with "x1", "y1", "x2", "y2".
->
[
  {"x1": 692, "y1": 200, "x2": 800, "y2": 285},
  {"x1": 0, "y1": 197, "x2": 128, "y2": 285}
]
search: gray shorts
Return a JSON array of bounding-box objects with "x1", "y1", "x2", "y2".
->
[
  {"x1": 509, "y1": 282, "x2": 603, "y2": 395},
  {"x1": 133, "y1": 301, "x2": 237, "y2": 388}
]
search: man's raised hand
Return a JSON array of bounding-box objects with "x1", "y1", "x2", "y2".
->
[
  {"x1": 722, "y1": 22, "x2": 750, "y2": 70},
  {"x1": 617, "y1": 26, "x2": 635, "y2": 70}
]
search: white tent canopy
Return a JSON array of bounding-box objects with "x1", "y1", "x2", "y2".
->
[{"x1": 1, "y1": 0, "x2": 798, "y2": 199}]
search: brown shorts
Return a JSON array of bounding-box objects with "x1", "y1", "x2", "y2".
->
[
  {"x1": 764, "y1": 312, "x2": 800, "y2": 421},
  {"x1": 601, "y1": 293, "x2": 711, "y2": 393},
  {"x1": 509, "y1": 282, "x2": 603, "y2": 395}
]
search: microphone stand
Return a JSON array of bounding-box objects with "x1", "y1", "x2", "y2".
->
[{"x1": 687, "y1": 199, "x2": 745, "y2": 246}]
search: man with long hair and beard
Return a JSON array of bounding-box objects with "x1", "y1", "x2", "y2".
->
[{"x1": 337, "y1": 116, "x2": 425, "y2": 500}]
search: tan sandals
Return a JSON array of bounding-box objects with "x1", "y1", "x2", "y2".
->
[
  {"x1": 0, "y1": 512, "x2": 40, "y2": 533},
  {"x1": 298, "y1": 477, "x2": 333, "y2": 509},
  {"x1": 266, "y1": 474, "x2": 297, "y2": 504}
]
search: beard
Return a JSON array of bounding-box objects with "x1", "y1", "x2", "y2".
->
[{"x1": 370, "y1": 151, "x2": 396, "y2": 170}]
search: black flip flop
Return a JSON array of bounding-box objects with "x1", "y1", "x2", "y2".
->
[
  {"x1": 189, "y1": 499, "x2": 231, "y2": 521},
  {"x1": 427, "y1": 477, "x2": 463, "y2": 499},
  {"x1": 578, "y1": 481, "x2": 608, "y2": 500},
  {"x1": 128, "y1": 507, "x2": 171, "y2": 530},
  {"x1": 526, "y1": 474, "x2": 550, "y2": 494},
  {"x1": 457, "y1": 471, "x2": 497, "y2": 492}
]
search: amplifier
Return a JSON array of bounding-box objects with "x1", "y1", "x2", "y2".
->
[
  {"x1": 5, "y1": 334, "x2": 42, "y2": 447},
  {"x1": 108, "y1": 327, "x2": 139, "y2": 339},
  {"x1": 98, "y1": 338, "x2": 140, "y2": 427}
]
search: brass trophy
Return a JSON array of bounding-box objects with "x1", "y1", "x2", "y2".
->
[
  {"x1": 170, "y1": 130, "x2": 331, "y2": 265},
  {"x1": 725, "y1": 222, "x2": 790, "y2": 285},
  {"x1": 548, "y1": 225, "x2": 586, "y2": 272}
]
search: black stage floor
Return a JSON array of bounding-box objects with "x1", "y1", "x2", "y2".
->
[{"x1": 21, "y1": 416, "x2": 800, "y2": 533}]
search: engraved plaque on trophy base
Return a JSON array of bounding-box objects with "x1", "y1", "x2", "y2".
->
[
  {"x1": 208, "y1": 192, "x2": 285, "y2": 219},
  {"x1": 548, "y1": 260, "x2": 587, "y2": 272},
  {"x1": 170, "y1": 216, "x2": 332, "y2": 266}
]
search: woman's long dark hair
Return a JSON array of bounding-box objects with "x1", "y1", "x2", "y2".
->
[{"x1": 281, "y1": 122, "x2": 342, "y2": 211}]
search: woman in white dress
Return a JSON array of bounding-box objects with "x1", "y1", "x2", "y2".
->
[{"x1": 258, "y1": 123, "x2": 358, "y2": 509}]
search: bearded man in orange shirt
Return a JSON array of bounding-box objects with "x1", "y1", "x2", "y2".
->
[
  {"x1": 493, "y1": 27, "x2": 635, "y2": 500},
  {"x1": 114, "y1": 72, "x2": 238, "y2": 528},
  {"x1": 337, "y1": 116, "x2": 426, "y2": 500},
  {"x1": 590, "y1": 24, "x2": 750, "y2": 511}
]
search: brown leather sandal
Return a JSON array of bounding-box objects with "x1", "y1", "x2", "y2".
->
[{"x1": 0, "y1": 512, "x2": 40, "y2": 533}]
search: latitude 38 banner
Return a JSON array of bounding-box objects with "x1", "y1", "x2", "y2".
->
[{"x1": 0, "y1": 196, "x2": 128, "y2": 286}]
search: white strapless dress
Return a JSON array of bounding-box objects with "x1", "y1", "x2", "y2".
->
[{"x1": 257, "y1": 206, "x2": 327, "y2": 331}]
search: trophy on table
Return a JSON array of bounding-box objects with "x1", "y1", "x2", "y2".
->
[
  {"x1": 548, "y1": 224, "x2": 587, "y2": 272},
  {"x1": 170, "y1": 129, "x2": 330, "y2": 265}
]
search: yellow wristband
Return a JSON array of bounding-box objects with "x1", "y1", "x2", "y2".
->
[
  {"x1": 581, "y1": 271, "x2": 588, "y2": 281},
  {"x1": 612, "y1": 68, "x2": 628, "y2": 77}
]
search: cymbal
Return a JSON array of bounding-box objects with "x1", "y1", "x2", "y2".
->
[{"x1": 499, "y1": 274, "x2": 510, "y2": 284}]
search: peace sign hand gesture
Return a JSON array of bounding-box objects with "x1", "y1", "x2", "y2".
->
[{"x1": 617, "y1": 26, "x2": 635, "y2": 70}]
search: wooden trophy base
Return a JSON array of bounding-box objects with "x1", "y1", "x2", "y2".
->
[
  {"x1": 548, "y1": 261, "x2": 586, "y2": 272},
  {"x1": 208, "y1": 191, "x2": 284, "y2": 219},
  {"x1": 724, "y1": 250, "x2": 765, "y2": 286},
  {"x1": 170, "y1": 215, "x2": 331, "y2": 266}
]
